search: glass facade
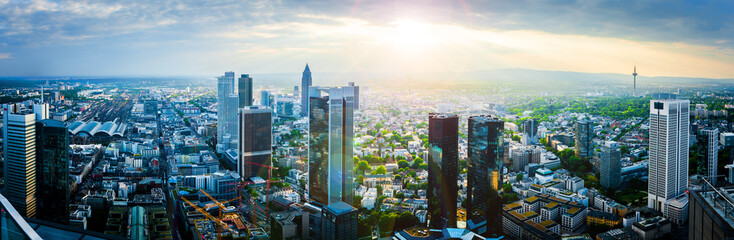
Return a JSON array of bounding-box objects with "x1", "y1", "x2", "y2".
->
[
  {"x1": 308, "y1": 86, "x2": 354, "y2": 206},
  {"x1": 238, "y1": 74, "x2": 253, "y2": 107},
  {"x1": 238, "y1": 106, "x2": 273, "y2": 180},
  {"x1": 466, "y1": 115, "x2": 504, "y2": 229},
  {"x1": 427, "y1": 113, "x2": 458, "y2": 229},
  {"x1": 35, "y1": 119, "x2": 70, "y2": 224}
]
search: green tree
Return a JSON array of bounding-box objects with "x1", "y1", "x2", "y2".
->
[
  {"x1": 516, "y1": 173, "x2": 524, "y2": 181},
  {"x1": 375, "y1": 165, "x2": 388, "y2": 175},
  {"x1": 398, "y1": 160, "x2": 409, "y2": 169},
  {"x1": 376, "y1": 185, "x2": 383, "y2": 196},
  {"x1": 357, "y1": 160, "x2": 371, "y2": 173},
  {"x1": 395, "y1": 192, "x2": 406, "y2": 199},
  {"x1": 353, "y1": 195, "x2": 363, "y2": 209},
  {"x1": 411, "y1": 157, "x2": 424, "y2": 169},
  {"x1": 356, "y1": 175, "x2": 365, "y2": 185}
]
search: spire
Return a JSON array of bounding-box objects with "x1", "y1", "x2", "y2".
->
[{"x1": 304, "y1": 64, "x2": 310, "y2": 73}]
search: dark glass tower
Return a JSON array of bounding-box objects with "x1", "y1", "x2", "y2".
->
[
  {"x1": 300, "y1": 64, "x2": 312, "y2": 117},
  {"x1": 308, "y1": 86, "x2": 355, "y2": 207},
  {"x1": 427, "y1": 113, "x2": 458, "y2": 229},
  {"x1": 238, "y1": 106, "x2": 272, "y2": 180},
  {"x1": 466, "y1": 115, "x2": 504, "y2": 234},
  {"x1": 35, "y1": 119, "x2": 69, "y2": 224},
  {"x1": 238, "y1": 74, "x2": 253, "y2": 107},
  {"x1": 575, "y1": 120, "x2": 593, "y2": 158},
  {"x1": 321, "y1": 201, "x2": 357, "y2": 240}
]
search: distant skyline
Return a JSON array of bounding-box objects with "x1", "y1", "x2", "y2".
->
[{"x1": 1, "y1": 0, "x2": 734, "y2": 78}]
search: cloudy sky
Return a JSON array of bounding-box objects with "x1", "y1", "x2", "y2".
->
[{"x1": 1, "y1": 0, "x2": 733, "y2": 78}]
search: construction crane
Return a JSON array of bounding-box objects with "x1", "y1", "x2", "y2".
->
[
  {"x1": 224, "y1": 161, "x2": 283, "y2": 226},
  {"x1": 180, "y1": 196, "x2": 237, "y2": 240}
]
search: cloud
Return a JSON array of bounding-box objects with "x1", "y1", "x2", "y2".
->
[{"x1": 0, "y1": 53, "x2": 12, "y2": 59}]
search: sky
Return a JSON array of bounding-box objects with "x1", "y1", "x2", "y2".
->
[{"x1": 1, "y1": 0, "x2": 734, "y2": 78}]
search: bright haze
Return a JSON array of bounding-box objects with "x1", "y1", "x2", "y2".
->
[{"x1": 1, "y1": 0, "x2": 733, "y2": 78}]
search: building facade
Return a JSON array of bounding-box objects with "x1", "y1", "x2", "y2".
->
[
  {"x1": 300, "y1": 64, "x2": 312, "y2": 117},
  {"x1": 427, "y1": 113, "x2": 459, "y2": 229},
  {"x1": 522, "y1": 119, "x2": 538, "y2": 146},
  {"x1": 217, "y1": 71, "x2": 236, "y2": 148},
  {"x1": 648, "y1": 97, "x2": 690, "y2": 224},
  {"x1": 466, "y1": 115, "x2": 504, "y2": 234},
  {"x1": 702, "y1": 127, "x2": 720, "y2": 185},
  {"x1": 3, "y1": 104, "x2": 37, "y2": 218},
  {"x1": 308, "y1": 86, "x2": 355, "y2": 206},
  {"x1": 238, "y1": 74, "x2": 253, "y2": 108},
  {"x1": 35, "y1": 119, "x2": 70, "y2": 224},
  {"x1": 321, "y1": 202, "x2": 357, "y2": 240},
  {"x1": 600, "y1": 141, "x2": 622, "y2": 188},
  {"x1": 238, "y1": 106, "x2": 272, "y2": 180},
  {"x1": 575, "y1": 120, "x2": 593, "y2": 158}
]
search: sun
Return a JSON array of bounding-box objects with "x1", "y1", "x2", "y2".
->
[{"x1": 390, "y1": 20, "x2": 436, "y2": 49}]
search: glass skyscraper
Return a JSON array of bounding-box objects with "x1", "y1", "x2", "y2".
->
[
  {"x1": 238, "y1": 106, "x2": 272, "y2": 180},
  {"x1": 217, "y1": 71, "x2": 236, "y2": 149},
  {"x1": 575, "y1": 120, "x2": 593, "y2": 158},
  {"x1": 238, "y1": 74, "x2": 253, "y2": 108},
  {"x1": 35, "y1": 119, "x2": 70, "y2": 224},
  {"x1": 300, "y1": 64, "x2": 312, "y2": 117},
  {"x1": 308, "y1": 86, "x2": 355, "y2": 207},
  {"x1": 466, "y1": 115, "x2": 504, "y2": 234},
  {"x1": 427, "y1": 113, "x2": 458, "y2": 229}
]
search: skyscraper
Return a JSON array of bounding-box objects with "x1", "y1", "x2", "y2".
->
[
  {"x1": 2, "y1": 104, "x2": 37, "y2": 218},
  {"x1": 32, "y1": 103, "x2": 48, "y2": 121},
  {"x1": 144, "y1": 100, "x2": 157, "y2": 116},
  {"x1": 35, "y1": 119, "x2": 69, "y2": 224},
  {"x1": 321, "y1": 201, "x2": 357, "y2": 240},
  {"x1": 600, "y1": 141, "x2": 621, "y2": 188},
  {"x1": 238, "y1": 106, "x2": 272, "y2": 180},
  {"x1": 702, "y1": 127, "x2": 720, "y2": 186},
  {"x1": 466, "y1": 115, "x2": 504, "y2": 234},
  {"x1": 648, "y1": 96, "x2": 689, "y2": 224},
  {"x1": 575, "y1": 120, "x2": 593, "y2": 158},
  {"x1": 427, "y1": 113, "x2": 458, "y2": 229},
  {"x1": 217, "y1": 71, "x2": 235, "y2": 149},
  {"x1": 348, "y1": 82, "x2": 359, "y2": 110},
  {"x1": 260, "y1": 90, "x2": 270, "y2": 107},
  {"x1": 300, "y1": 64, "x2": 312, "y2": 117},
  {"x1": 522, "y1": 119, "x2": 538, "y2": 146},
  {"x1": 308, "y1": 86, "x2": 355, "y2": 206},
  {"x1": 238, "y1": 74, "x2": 253, "y2": 108}
]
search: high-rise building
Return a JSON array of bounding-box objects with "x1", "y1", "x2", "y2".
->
[
  {"x1": 32, "y1": 103, "x2": 48, "y2": 121},
  {"x1": 348, "y1": 82, "x2": 359, "y2": 110},
  {"x1": 466, "y1": 115, "x2": 504, "y2": 234},
  {"x1": 300, "y1": 64, "x2": 312, "y2": 117},
  {"x1": 320, "y1": 201, "x2": 357, "y2": 240},
  {"x1": 217, "y1": 72, "x2": 235, "y2": 148},
  {"x1": 702, "y1": 127, "x2": 720, "y2": 186},
  {"x1": 238, "y1": 74, "x2": 253, "y2": 107},
  {"x1": 600, "y1": 141, "x2": 621, "y2": 188},
  {"x1": 35, "y1": 119, "x2": 69, "y2": 224},
  {"x1": 2, "y1": 104, "x2": 37, "y2": 218},
  {"x1": 260, "y1": 90, "x2": 271, "y2": 107},
  {"x1": 238, "y1": 106, "x2": 272, "y2": 180},
  {"x1": 308, "y1": 86, "x2": 355, "y2": 206},
  {"x1": 648, "y1": 96, "x2": 690, "y2": 224},
  {"x1": 522, "y1": 119, "x2": 538, "y2": 146},
  {"x1": 143, "y1": 101, "x2": 157, "y2": 116},
  {"x1": 575, "y1": 120, "x2": 593, "y2": 158},
  {"x1": 226, "y1": 92, "x2": 240, "y2": 147},
  {"x1": 427, "y1": 113, "x2": 458, "y2": 229}
]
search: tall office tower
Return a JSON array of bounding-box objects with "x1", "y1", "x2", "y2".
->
[
  {"x1": 427, "y1": 113, "x2": 458, "y2": 229},
  {"x1": 321, "y1": 202, "x2": 357, "y2": 240},
  {"x1": 648, "y1": 96, "x2": 690, "y2": 224},
  {"x1": 260, "y1": 90, "x2": 270, "y2": 107},
  {"x1": 575, "y1": 120, "x2": 593, "y2": 158},
  {"x1": 32, "y1": 103, "x2": 48, "y2": 121},
  {"x1": 702, "y1": 127, "x2": 720, "y2": 186},
  {"x1": 2, "y1": 104, "x2": 37, "y2": 218},
  {"x1": 600, "y1": 141, "x2": 621, "y2": 188},
  {"x1": 300, "y1": 64, "x2": 312, "y2": 117},
  {"x1": 217, "y1": 71, "x2": 235, "y2": 147},
  {"x1": 238, "y1": 106, "x2": 272, "y2": 180},
  {"x1": 238, "y1": 74, "x2": 253, "y2": 107},
  {"x1": 35, "y1": 119, "x2": 69, "y2": 224},
  {"x1": 308, "y1": 86, "x2": 355, "y2": 206},
  {"x1": 144, "y1": 100, "x2": 157, "y2": 116},
  {"x1": 466, "y1": 115, "x2": 504, "y2": 234},
  {"x1": 227, "y1": 92, "x2": 240, "y2": 147},
  {"x1": 522, "y1": 119, "x2": 538, "y2": 146},
  {"x1": 348, "y1": 82, "x2": 359, "y2": 110}
]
